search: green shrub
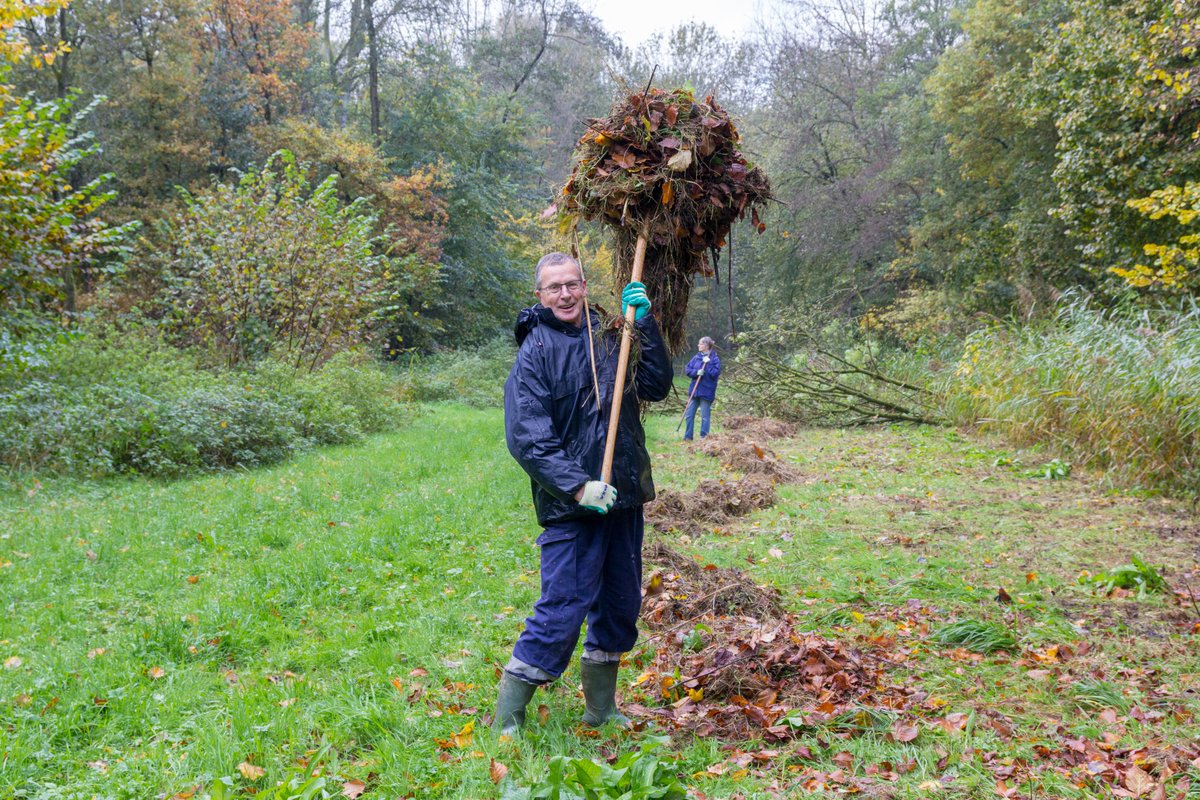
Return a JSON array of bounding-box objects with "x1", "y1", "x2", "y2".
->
[
  {"x1": 500, "y1": 736, "x2": 687, "y2": 800},
  {"x1": 0, "y1": 327, "x2": 406, "y2": 478},
  {"x1": 943, "y1": 296, "x2": 1200, "y2": 495},
  {"x1": 1080, "y1": 557, "x2": 1168, "y2": 597},
  {"x1": 149, "y1": 151, "x2": 387, "y2": 369},
  {"x1": 396, "y1": 336, "x2": 515, "y2": 408}
]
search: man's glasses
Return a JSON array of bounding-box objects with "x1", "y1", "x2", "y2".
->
[{"x1": 537, "y1": 280, "x2": 583, "y2": 296}]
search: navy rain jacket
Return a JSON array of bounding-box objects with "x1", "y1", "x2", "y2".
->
[
  {"x1": 504, "y1": 305, "x2": 674, "y2": 526},
  {"x1": 685, "y1": 352, "x2": 721, "y2": 402}
]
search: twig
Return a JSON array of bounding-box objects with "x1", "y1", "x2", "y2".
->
[
  {"x1": 1178, "y1": 574, "x2": 1200, "y2": 621},
  {"x1": 639, "y1": 583, "x2": 743, "y2": 645}
]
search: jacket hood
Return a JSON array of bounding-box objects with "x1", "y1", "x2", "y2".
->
[{"x1": 514, "y1": 304, "x2": 596, "y2": 346}]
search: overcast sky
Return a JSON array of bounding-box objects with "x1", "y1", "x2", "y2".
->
[{"x1": 584, "y1": 0, "x2": 774, "y2": 51}]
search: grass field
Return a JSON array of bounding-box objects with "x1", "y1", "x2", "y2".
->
[{"x1": 2, "y1": 405, "x2": 1198, "y2": 799}]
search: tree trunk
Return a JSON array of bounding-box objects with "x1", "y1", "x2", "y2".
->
[{"x1": 365, "y1": 0, "x2": 381, "y2": 142}]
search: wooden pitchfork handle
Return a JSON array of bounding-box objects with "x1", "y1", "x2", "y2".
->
[
  {"x1": 600, "y1": 226, "x2": 649, "y2": 485},
  {"x1": 675, "y1": 372, "x2": 702, "y2": 433}
]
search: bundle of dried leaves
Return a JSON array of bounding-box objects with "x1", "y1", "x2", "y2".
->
[
  {"x1": 560, "y1": 87, "x2": 771, "y2": 353},
  {"x1": 696, "y1": 436, "x2": 804, "y2": 483},
  {"x1": 646, "y1": 476, "x2": 777, "y2": 536},
  {"x1": 722, "y1": 415, "x2": 797, "y2": 439},
  {"x1": 632, "y1": 551, "x2": 886, "y2": 741},
  {"x1": 642, "y1": 539, "x2": 785, "y2": 624}
]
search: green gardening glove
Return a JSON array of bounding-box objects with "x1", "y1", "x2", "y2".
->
[
  {"x1": 621, "y1": 282, "x2": 651, "y2": 322},
  {"x1": 577, "y1": 480, "x2": 618, "y2": 514}
]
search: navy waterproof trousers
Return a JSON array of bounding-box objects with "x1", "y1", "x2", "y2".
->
[{"x1": 510, "y1": 507, "x2": 644, "y2": 680}]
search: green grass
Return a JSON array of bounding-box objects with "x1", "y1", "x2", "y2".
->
[{"x1": 2, "y1": 407, "x2": 1199, "y2": 799}]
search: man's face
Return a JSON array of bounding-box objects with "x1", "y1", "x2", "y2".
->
[{"x1": 536, "y1": 262, "x2": 587, "y2": 327}]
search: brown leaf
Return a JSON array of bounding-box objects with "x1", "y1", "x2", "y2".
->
[
  {"x1": 667, "y1": 150, "x2": 693, "y2": 172},
  {"x1": 87, "y1": 648, "x2": 106, "y2": 659},
  {"x1": 237, "y1": 762, "x2": 265, "y2": 780},
  {"x1": 1125, "y1": 766, "x2": 1155, "y2": 797},
  {"x1": 342, "y1": 779, "x2": 366, "y2": 798},
  {"x1": 995, "y1": 587, "x2": 1013, "y2": 604},
  {"x1": 409, "y1": 667, "x2": 429, "y2": 677},
  {"x1": 148, "y1": 666, "x2": 166, "y2": 680},
  {"x1": 892, "y1": 721, "x2": 919, "y2": 742},
  {"x1": 537, "y1": 704, "x2": 550, "y2": 725},
  {"x1": 490, "y1": 758, "x2": 509, "y2": 784}
]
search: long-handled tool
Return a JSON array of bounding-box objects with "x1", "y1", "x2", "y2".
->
[
  {"x1": 675, "y1": 370, "x2": 703, "y2": 434},
  {"x1": 600, "y1": 224, "x2": 649, "y2": 484}
]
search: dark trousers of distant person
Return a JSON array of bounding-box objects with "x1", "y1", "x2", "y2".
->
[{"x1": 683, "y1": 397, "x2": 713, "y2": 440}]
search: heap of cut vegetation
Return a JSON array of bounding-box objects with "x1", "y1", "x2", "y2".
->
[
  {"x1": 561, "y1": 87, "x2": 771, "y2": 353},
  {"x1": 646, "y1": 476, "x2": 777, "y2": 536},
  {"x1": 642, "y1": 539, "x2": 785, "y2": 624},
  {"x1": 722, "y1": 415, "x2": 797, "y2": 439},
  {"x1": 697, "y1": 436, "x2": 803, "y2": 483},
  {"x1": 634, "y1": 543, "x2": 889, "y2": 742}
]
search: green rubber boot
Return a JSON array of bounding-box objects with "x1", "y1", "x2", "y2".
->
[
  {"x1": 580, "y1": 660, "x2": 631, "y2": 728},
  {"x1": 493, "y1": 671, "x2": 538, "y2": 736}
]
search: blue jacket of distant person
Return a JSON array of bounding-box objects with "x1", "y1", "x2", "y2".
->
[
  {"x1": 684, "y1": 352, "x2": 721, "y2": 402},
  {"x1": 504, "y1": 306, "x2": 673, "y2": 525}
]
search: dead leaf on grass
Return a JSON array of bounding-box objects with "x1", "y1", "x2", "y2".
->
[
  {"x1": 892, "y1": 721, "x2": 919, "y2": 742},
  {"x1": 342, "y1": 779, "x2": 366, "y2": 798},
  {"x1": 237, "y1": 762, "x2": 265, "y2": 780},
  {"x1": 1124, "y1": 765, "x2": 1155, "y2": 797}
]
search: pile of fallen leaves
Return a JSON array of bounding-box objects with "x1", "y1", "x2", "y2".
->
[
  {"x1": 646, "y1": 476, "x2": 777, "y2": 536},
  {"x1": 632, "y1": 545, "x2": 893, "y2": 742},
  {"x1": 642, "y1": 539, "x2": 784, "y2": 624},
  {"x1": 722, "y1": 415, "x2": 797, "y2": 439},
  {"x1": 697, "y1": 436, "x2": 804, "y2": 483},
  {"x1": 560, "y1": 87, "x2": 771, "y2": 353}
]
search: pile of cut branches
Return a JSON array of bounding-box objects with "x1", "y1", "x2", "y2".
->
[
  {"x1": 733, "y1": 331, "x2": 942, "y2": 426},
  {"x1": 560, "y1": 87, "x2": 771, "y2": 353}
]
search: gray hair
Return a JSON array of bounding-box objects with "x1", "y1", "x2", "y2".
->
[
  {"x1": 700, "y1": 336, "x2": 716, "y2": 349},
  {"x1": 534, "y1": 252, "x2": 581, "y2": 289}
]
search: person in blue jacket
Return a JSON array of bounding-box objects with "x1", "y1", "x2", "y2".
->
[
  {"x1": 682, "y1": 336, "x2": 721, "y2": 440},
  {"x1": 494, "y1": 252, "x2": 673, "y2": 735}
]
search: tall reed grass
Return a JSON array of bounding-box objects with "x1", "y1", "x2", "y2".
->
[{"x1": 943, "y1": 296, "x2": 1200, "y2": 495}]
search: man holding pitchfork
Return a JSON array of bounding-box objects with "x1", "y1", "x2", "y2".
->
[{"x1": 493, "y1": 251, "x2": 673, "y2": 736}]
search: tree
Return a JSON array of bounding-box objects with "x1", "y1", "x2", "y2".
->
[
  {"x1": 1032, "y1": 0, "x2": 1200, "y2": 284},
  {"x1": 200, "y1": 0, "x2": 313, "y2": 125},
  {"x1": 1, "y1": 0, "x2": 133, "y2": 366},
  {"x1": 154, "y1": 151, "x2": 386, "y2": 369}
]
